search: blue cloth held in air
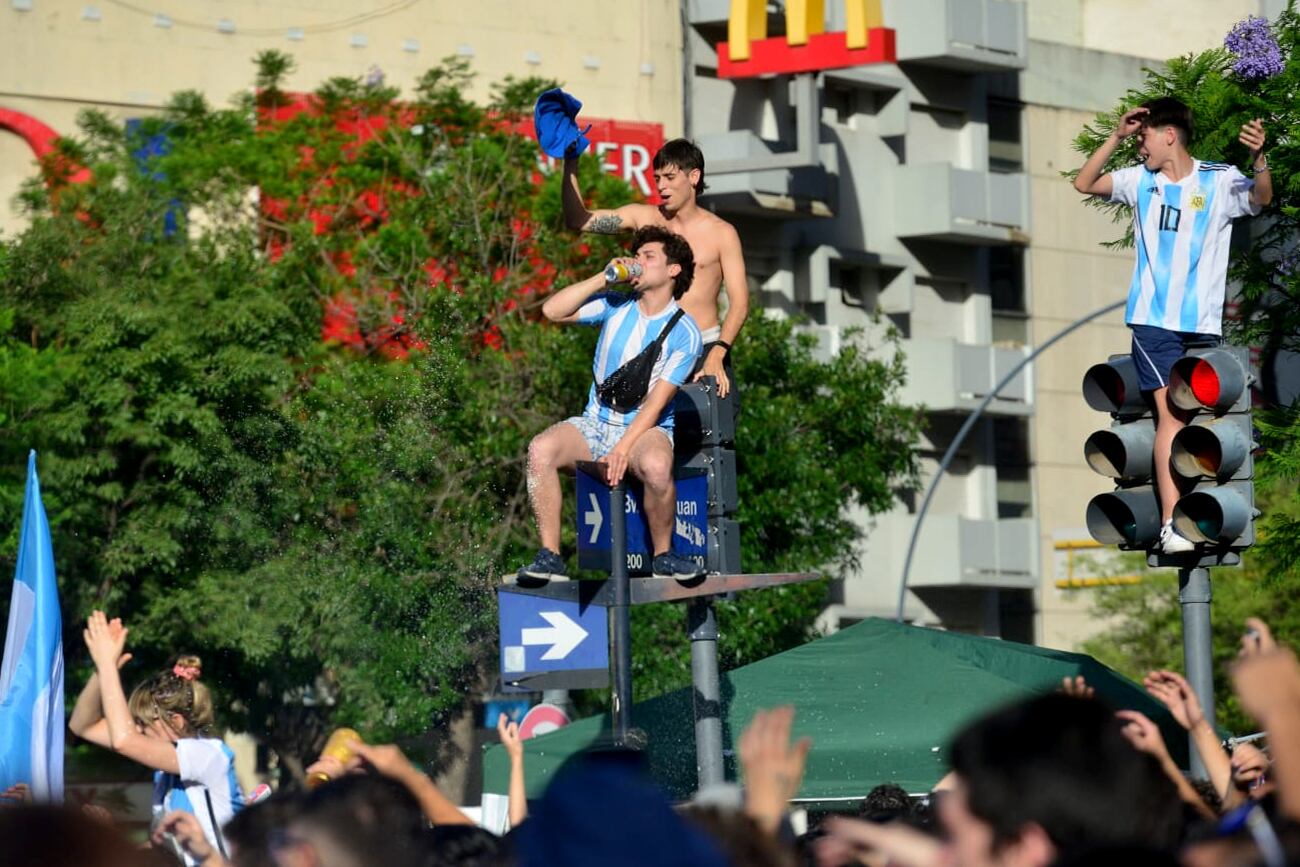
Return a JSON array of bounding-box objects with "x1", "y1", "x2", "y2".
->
[{"x1": 533, "y1": 88, "x2": 592, "y2": 159}]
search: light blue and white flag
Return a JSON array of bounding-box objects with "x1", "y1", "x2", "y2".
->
[{"x1": 0, "y1": 450, "x2": 64, "y2": 802}]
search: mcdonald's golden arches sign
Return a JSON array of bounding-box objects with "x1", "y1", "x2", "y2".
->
[{"x1": 718, "y1": 0, "x2": 896, "y2": 78}]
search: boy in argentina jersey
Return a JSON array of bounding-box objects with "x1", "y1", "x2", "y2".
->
[
  {"x1": 519, "y1": 226, "x2": 704, "y2": 581},
  {"x1": 1074, "y1": 97, "x2": 1271, "y2": 554}
]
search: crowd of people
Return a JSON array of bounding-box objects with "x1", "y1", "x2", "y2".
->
[{"x1": 3, "y1": 611, "x2": 1299, "y2": 867}]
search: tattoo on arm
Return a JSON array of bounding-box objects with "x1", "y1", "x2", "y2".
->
[{"x1": 587, "y1": 214, "x2": 624, "y2": 234}]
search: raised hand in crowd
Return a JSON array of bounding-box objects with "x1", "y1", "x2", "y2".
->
[
  {"x1": 1230, "y1": 620, "x2": 1300, "y2": 820},
  {"x1": 1059, "y1": 674, "x2": 1096, "y2": 700},
  {"x1": 738, "y1": 705, "x2": 811, "y2": 835},
  {"x1": 1145, "y1": 668, "x2": 1234, "y2": 808},
  {"x1": 815, "y1": 813, "x2": 943, "y2": 867},
  {"x1": 496, "y1": 713, "x2": 528, "y2": 828},
  {"x1": 1117, "y1": 710, "x2": 1215, "y2": 819},
  {"x1": 152, "y1": 809, "x2": 229, "y2": 867},
  {"x1": 1239, "y1": 616, "x2": 1279, "y2": 657},
  {"x1": 350, "y1": 740, "x2": 475, "y2": 827},
  {"x1": 83, "y1": 610, "x2": 130, "y2": 673},
  {"x1": 1228, "y1": 742, "x2": 1272, "y2": 800}
]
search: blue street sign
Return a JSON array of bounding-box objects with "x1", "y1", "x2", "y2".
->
[
  {"x1": 498, "y1": 591, "x2": 609, "y2": 681},
  {"x1": 576, "y1": 468, "x2": 708, "y2": 573}
]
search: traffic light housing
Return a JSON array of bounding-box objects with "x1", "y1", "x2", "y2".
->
[
  {"x1": 1082, "y1": 356, "x2": 1162, "y2": 549},
  {"x1": 1082, "y1": 345, "x2": 1256, "y2": 560},
  {"x1": 1167, "y1": 346, "x2": 1256, "y2": 550}
]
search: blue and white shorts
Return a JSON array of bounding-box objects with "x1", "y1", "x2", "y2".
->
[
  {"x1": 1129, "y1": 325, "x2": 1220, "y2": 392},
  {"x1": 565, "y1": 415, "x2": 673, "y2": 460}
]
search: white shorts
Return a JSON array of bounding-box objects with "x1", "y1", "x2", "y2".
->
[{"x1": 565, "y1": 415, "x2": 673, "y2": 460}]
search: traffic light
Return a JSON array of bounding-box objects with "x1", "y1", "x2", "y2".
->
[
  {"x1": 674, "y1": 376, "x2": 741, "y2": 574},
  {"x1": 1082, "y1": 355, "x2": 1161, "y2": 549},
  {"x1": 1082, "y1": 345, "x2": 1256, "y2": 557},
  {"x1": 1167, "y1": 346, "x2": 1256, "y2": 550}
]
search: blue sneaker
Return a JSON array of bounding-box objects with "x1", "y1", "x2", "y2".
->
[
  {"x1": 518, "y1": 548, "x2": 568, "y2": 582},
  {"x1": 651, "y1": 551, "x2": 705, "y2": 580}
]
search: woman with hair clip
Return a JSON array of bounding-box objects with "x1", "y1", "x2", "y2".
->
[{"x1": 69, "y1": 611, "x2": 243, "y2": 864}]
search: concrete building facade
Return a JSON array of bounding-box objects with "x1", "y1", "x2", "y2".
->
[
  {"x1": 1, "y1": 0, "x2": 1287, "y2": 652},
  {"x1": 0, "y1": 0, "x2": 685, "y2": 236}
]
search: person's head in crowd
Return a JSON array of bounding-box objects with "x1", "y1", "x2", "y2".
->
[
  {"x1": 629, "y1": 225, "x2": 695, "y2": 300},
  {"x1": 943, "y1": 693, "x2": 1183, "y2": 867},
  {"x1": 1136, "y1": 96, "x2": 1193, "y2": 170},
  {"x1": 681, "y1": 803, "x2": 797, "y2": 867},
  {"x1": 267, "y1": 774, "x2": 428, "y2": 867},
  {"x1": 1051, "y1": 844, "x2": 1183, "y2": 867},
  {"x1": 653, "y1": 138, "x2": 707, "y2": 204},
  {"x1": 857, "y1": 783, "x2": 913, "y2": 823},
  {"x1": 223, "y1": 792, "x2": 302, "y2": 867},
  {"x1": 128, "y1": 653, "x2": 215, "y2": 741},
  {"x1": 515, "y1": 751, "x2": 729, "y2": 867},
  {"x1": 428, "y1": 823, "x2": 515, "y2": 867},
  {"x1": 0, "y1": 803, "x2": 175, "y2": 867},
  {"x1": 1188, "y1": 778, "x2": 1224, "y2": 817}
]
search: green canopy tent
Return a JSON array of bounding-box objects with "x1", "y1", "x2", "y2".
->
[{"x1": 482, "y1": 617, "x2": 1186, "y2": 812}]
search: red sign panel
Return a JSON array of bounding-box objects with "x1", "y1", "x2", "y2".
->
[{"x1": 716, "y1": 28, "x2": 897, "y2": 78}]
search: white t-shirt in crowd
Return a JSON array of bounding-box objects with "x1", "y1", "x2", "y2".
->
[{"x1": 152, "y1": 737, "x2": 244, "y2": 864}]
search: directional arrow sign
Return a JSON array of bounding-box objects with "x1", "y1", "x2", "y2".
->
[
  {"x1": 585, "y1": 493, "x2": 603, "y2": 545},
  {"x1": 498, "y1": 590, "x2": 608, "y2": 681},
  {"x1": 577, "y1": 469, "x2": 707, "y2": 573},
  {"x1": 522, "y1": 610, "x2": 589, "y2": 660}
]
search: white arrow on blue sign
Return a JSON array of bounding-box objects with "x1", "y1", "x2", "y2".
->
[
  {"x1": 499, "y1": 591, "x2": 609, "y2": 676},
  {"x1": 522, "y1": 610, "x2": 589, "y2": 660}
]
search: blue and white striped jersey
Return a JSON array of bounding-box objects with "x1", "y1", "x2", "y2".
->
[
  {"x1": 153, "y1": 738, "x2": 244, "y2": 864},
  {"x1": 576, "y1": 291, "x2": 703, "y2": 429},
  {"x1": 1109, "y1": 160, "x2": 1259, "y2": 336}
]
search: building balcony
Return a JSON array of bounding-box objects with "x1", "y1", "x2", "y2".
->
[
  {"x1": 696, "y1": 129, "x2": 834, "y2": 218},
  {"x1": 894, "y1": 164, "x2": 1028, "y2": 245},
  {"x1": 883, "y1": 0, "x2": 1027, "y2": 71},
  {"x1": 900, "y1": 337, "x2": 1031, "y2": 416},
  {"x1": 843, "y1": 513, "x2": 1038, "y2": 606}
]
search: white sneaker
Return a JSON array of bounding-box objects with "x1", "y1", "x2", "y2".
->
[{"x1": 1160, "y1": 520, "x2": 1196, "y2": 554}]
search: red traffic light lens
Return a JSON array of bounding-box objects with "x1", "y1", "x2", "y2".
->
[{"x1": 1190, "y1": 359, "x2": 1221, "y2": 408}]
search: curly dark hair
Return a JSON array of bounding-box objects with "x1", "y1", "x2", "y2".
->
[{"x1": 630, "y1": 226, "x2": 695, "y2": 299}]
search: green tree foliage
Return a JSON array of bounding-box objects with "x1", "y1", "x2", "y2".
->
[
  {"x1": 1070, "y1": 6, "x2": 1300, "y2": 726},
  {"x1": 0, "y1": 52, "x2": 919, "y2": 771}
]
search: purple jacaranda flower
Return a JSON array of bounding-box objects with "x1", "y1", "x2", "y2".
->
[{"x1": 1225, "y1": 15, "x2": 1285, "y2": 80}]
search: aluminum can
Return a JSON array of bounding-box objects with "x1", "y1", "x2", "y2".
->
[{"x1": 604, "y1": 261, "x2": 643, "y2": 283}]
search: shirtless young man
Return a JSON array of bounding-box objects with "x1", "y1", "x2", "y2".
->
[{"x1": 563, "y1": 139, "x2": 748, "y2": 398}]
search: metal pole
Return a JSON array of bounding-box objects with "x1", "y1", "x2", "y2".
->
[
  {"x1": 1179, "y1": 565, "x2": 1215, "y2": 779},
  {"x1": 688, "y1": 598, "x2": 724, "y2": 789},
  {"x1": 896, "y1": 299, "x2": 1127, "y2": 621},
  {"x1": 609, "y1": 479, "x2": 632, "y2": 746}
]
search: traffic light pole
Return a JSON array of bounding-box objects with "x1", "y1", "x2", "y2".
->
[
  {"x1": 609, "y1": 479, "x2": 633, "y2": 746},
  {"x1": 688, "y1": 598, "x2": 725, "y2": 788},
  {"x1": 896, "y1": 299, "x2": 1125, "y2": 620},
  {"x1": 1180, "y1": 565, "x2": 1216, "y2": 779}
]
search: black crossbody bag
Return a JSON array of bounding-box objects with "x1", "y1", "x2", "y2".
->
[{"x1": 595, "y1": 308, "x2": 688, "y2": 413}]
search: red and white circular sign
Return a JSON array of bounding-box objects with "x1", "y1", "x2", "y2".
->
[{"x1": 518, "y1": 703, "x2": 571, "y2": 741}]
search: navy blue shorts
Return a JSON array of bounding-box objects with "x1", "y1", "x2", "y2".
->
[{"x1": 1129, "y1": 325, "x2": 1220, "y2": 392}]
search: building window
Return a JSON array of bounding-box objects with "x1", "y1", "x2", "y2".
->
[
  {"x1": 988, "y1": 97, "x2": 1023, "y2": 174},
  {"x1": 990, "y1": 247, "x2": 1027, "y2": 345},
  {"x1": 994, "y1": 416, "x2": 1032, "y2": 519}
]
